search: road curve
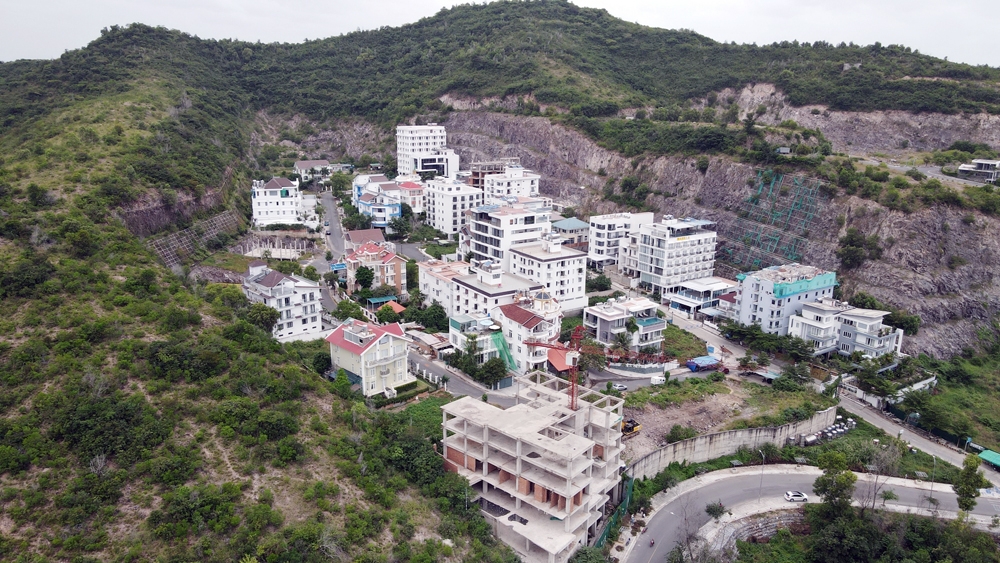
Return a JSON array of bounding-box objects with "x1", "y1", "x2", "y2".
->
[{"x1": 626, "y1": 465, "x2": 996, "y2": 563}]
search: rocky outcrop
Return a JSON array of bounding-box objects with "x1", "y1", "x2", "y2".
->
[{"x1": 444, "y1": 111, "x2": 1000, "y2": 357}]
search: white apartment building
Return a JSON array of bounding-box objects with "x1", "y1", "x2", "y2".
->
[
  {"x1": 586, "y1": 212, "x2": 654, "y2": 270},
  {"x1": 510, "y1": 234, "x2": 587, "y2": 314},
  {"x1": 326, "y1": 319, "x2": 414, "y2": 398},
  {"x1": 788, "y1": 298, "x2": 904, "y2": 359},
  {"x1": 441, "y1": 372, "x2": 625, "y2": 563},
  {"x1": 396, "y1": 124, "x2": 459, "y2": 178},
  {"x1": 633, "y1": 216, "x2": 717, "y2": 298},
  {"x1": 451, "y1": 259, "x2": 543, "y2": 318},
  {"x1": 583, "y1": 296, "x2": 666, "y2": 351},
  {"x1": 397, "y1": 181, "x2": 425, "y2": 214},
  {"x1": 493, "y1": 293, "x2": 562, "y2": 374},
  {"x1": 424, "y1": 177, "x2": 484, "y2": 236},
  {"x1": 251, "y1": 177, "x2": 318, "y2": 228},
  {"x1": 417, "y1": 259, "x2": 471, "y2": 315},
  {"x1": 735, "y1": 263, "x2": 837, "y2": 336},
  {"x1": 464, "y1": 196, "x2": 553, "y2": 272},
  {"x1": 483, "y1": 164, "x2": 540, "y2": 203},
  {"x1": 242, "y1": 262, "x2": 324, "y2": 342}
]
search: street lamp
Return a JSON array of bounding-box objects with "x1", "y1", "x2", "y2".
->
[
  {"x1": 930, "y1": 455, "x2": 937, "y2": 503},
  {"x1": 758, "y1": 449, "x2": 765, "y2": 504}
]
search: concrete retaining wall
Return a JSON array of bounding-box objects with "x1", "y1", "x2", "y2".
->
[
  {"x1": 707, "y1": 509, "x2": 806, "y2": 553},
  {"x1": 628, "y1": 407, "x2": 838, "y2": 480}
]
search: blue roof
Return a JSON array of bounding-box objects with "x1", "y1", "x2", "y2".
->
[{"x1": 553, "y1": 217, "x2": 590, "y2": 231}]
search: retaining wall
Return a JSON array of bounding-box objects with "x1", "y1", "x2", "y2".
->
[
  {"x1": 707, "y1": 509, "x2": 806, "y2": 553},
  {"x1": 628, "y1": 406, "x2": 837, "y2": 480}
]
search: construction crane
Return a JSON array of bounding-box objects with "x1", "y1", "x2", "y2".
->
[{"x1": 525, "y1": 325, "x2": 602, "y2": 411}]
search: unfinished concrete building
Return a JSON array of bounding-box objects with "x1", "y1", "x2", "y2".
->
[{"x1": 441, "y1": 372, "x2": 625, "y2": 563}]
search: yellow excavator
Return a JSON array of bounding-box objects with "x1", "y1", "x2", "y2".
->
[{"x1": 622, "y1": 418, "x2": 642, "y2": 441}]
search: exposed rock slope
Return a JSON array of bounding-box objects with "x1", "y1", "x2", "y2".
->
[{"x1": 445, "y1": 111, "x2": 1000, "y2": 357}]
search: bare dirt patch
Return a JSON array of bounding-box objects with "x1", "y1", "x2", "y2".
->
[{"x1": 623, "y1": 378, "x2": 750, "y2": 462}]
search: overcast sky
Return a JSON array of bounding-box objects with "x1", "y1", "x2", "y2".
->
[{"x1": 2, "y1": 0, "x2": 997, "y2": 67}]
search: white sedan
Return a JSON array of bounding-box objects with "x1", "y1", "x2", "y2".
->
[
  {"x1": 784, "y1": 491, "x2": 808, "y2": 502},
  {"x1": 611, "y1": 383, "x2": 628, "y2": 392}
]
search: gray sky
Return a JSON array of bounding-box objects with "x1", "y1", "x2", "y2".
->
[{"x1": 2, "y1": 0, "x2": 997, "y2": 67}]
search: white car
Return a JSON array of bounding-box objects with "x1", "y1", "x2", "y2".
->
[
  {"x1": 611, "y1": 383, "x2": 628, "y2": 392},
  {"x1": 784, "y1": 491, "x2": 808, "y2": 502}
]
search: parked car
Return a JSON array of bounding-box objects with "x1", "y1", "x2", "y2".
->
[
  {"x1": 611, "y1": 383, "x2": 628, "y2": 392},
  {"x1": 324, "y1": 220, "x2": 330, "y2": 226},
  {"x1": 784, "y1": 491, "x2": 808, "y2": 502}
]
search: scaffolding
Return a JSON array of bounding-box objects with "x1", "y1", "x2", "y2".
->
[{"x1": 716, "y1": 169, "x2": 824, "y2": 271}]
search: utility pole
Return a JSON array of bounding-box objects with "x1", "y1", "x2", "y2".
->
[
  {"x1": 930, "y1": 455, "x2": 936, "y2": 503},
  {"x1": 758, "y1": 449, "x2": 765, "y2": 504}
]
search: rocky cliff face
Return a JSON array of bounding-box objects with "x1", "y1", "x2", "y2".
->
[{"x1": 444, "y1": 111, "x2": 1000, "y2": 357}]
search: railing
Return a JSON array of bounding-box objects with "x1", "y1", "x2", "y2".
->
[{"x1": 365, "y1": 351, "x2": 407, "y2": 368}]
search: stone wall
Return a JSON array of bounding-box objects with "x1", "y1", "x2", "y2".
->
[
  {"x1": 706, "y1": 509, "x2": 806, "y2": 554},
  {"x1": 628, "y1": 407, "x2": 837, "y2": 480}
]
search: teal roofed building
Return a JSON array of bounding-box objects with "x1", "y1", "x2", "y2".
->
[
  {"x1": 734, "y1": 263, "x2": 837, "y2": 336},
  {"x1": 552, "y1": 217, "x2": 591, "y2": 246}
]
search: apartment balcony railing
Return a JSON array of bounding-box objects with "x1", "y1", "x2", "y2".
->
[{"x1": 365, "y1": 351, "x2": 407, "y2": 368}]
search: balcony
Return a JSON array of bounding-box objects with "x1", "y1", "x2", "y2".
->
[
  {"x1": 635, "y1": 317, "x2": 666, "y2": 333},
  {"x1": 365, "y1": 351, "x2": 407, "y2": 368}
]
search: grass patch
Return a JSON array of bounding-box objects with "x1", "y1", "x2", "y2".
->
[
  {"x1": 623, "y1": 376, "x2": 729, "y2": 409},
  {"x1": 730, "y1": 383, "x2": 839, "y2": 429},
  {"x1": 423, "y1": 243, "x2": 458, "y2": 259},
  {"x1": 200, "y1": 251, "x2": 255, "y2": 272},
  {"x1": 401, "y1": 395, "x2": 454, "y2": 440},
  {"x1": 662, "y1": 322, "x2": 707, "y2": 359}
]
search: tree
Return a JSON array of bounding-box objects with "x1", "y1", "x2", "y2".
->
[
  {"x1": 813, "y1": 451, "x2": 857, "y2": 516},
  {"x1": 303, "y1": 265, "x2": 320, "y2": 281},
  {"x1": 244, "y1": 303, "x2": 280, "y2": 333},
  {"x1": 954, "y1": 454, "x2": 990, "y2": 512},
  {"x1": 376, "y1": 304, "x2": 400, "y2": 324},
  {"x1": 355, "y1": 266, "x2": 375, "y2": 289},
  {"x1": 419, "y1": 303, "x2": 448, "y2": 332},
  {"x1": 578, "y1": 338, "x2": 608, "y2": 373},
  {"x1": 331, "y1": 369, "x2": 353, "y2": 399},
  {"x1": 569, "y1": 546, "x2": 607, "y2": 563},
  {"x1": 400, "y1": 202, "x2": 413, "y2": 219},
  {"x1": 311, "y1": 352, "x2": 332, "y2": 374},
  {"x1": 479, "y1": 357, "x2": 509, "y2": 386},
  {"x1": 586, "y1": 274, "x2": 612, "y2": 292},
  {"x1": 334, "y1": 299, "x2": 366, "y2": 321},
  {"x1": 705, "y1": 500, "x2": 726, "y2": 520},
  {"x1": 388, "y1": 216, "x2": 411, "y2": 239},
  {"x1": 879, "y1": 489, "x2": 898, "y2": 507},
  {"x1": 328, "y1": 172, "x2": 351, "y2": 194}
]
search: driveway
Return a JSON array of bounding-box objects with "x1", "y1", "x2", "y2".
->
[
  {"x1": 408, "y1": 351, "x2": 515, "y2": 408},
  {"x1": 399, "y1": 242, "x2": 429, "y2": 262}
]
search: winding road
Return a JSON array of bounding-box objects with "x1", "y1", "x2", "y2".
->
[{"x1": 626, "y1": 466, "x2": 997, "y2": 563}]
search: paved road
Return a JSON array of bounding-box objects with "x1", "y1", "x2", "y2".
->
[
  {"x1": 628, "y1": 468, "x2": 993, "y2": 563},
  {"x1": 857, "y1": 158, "x2": 986, "y2": 188},
  {"x1": 409, "y1": 351, "x2": 516, "y2": 407},
  {"x1": 399, "y1": 243, "x2": 429, "y2": 262},
  {"x1": 314, "y1": 192, "x2": 346, "y2": 313},
  {"x1": 838, "y1": 397, "x2": 1000, "y2": 486}
]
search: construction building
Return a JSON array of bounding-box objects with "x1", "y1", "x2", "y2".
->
[
  {"x1": 469, "y1": 158, "x2": 521, "y2": 191},
  {"x1": 734, "y1": 263, "x2": 837, "y2": 335},
  {"x1": 441, "y1": 372, "x2": 625, "y2": 563}
]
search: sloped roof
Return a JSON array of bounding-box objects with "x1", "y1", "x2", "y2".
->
[
  {"x1": 359, "y1": 193, "x2": 376, "y2": 202},
  {"x1": 325, "y1": 320, "x2": 406, "y2": 355},
  {"x1": 248, "y1": 260, "x2": 266, "y2": 267},
  {"x1": 295, "y1": 159, "x2": 330, "y2": 169},
  {"x1": 552, "y1": 217, "x2": 590, "y2": 231},
  {"x1": 398, "y1": 181, "x2": 423, "y2": 190},
  {"x1": 255, "y1": 270, "x2": 291, "y2": 288},
  {"x1": 718, "y1": 292, "x2": 737, "y2": 303},
  {"x1": 498, "y1": 304, "x2": 544, "y2": 329},
  {"x1": 548, "y1": 349, "x2": 573, "y2": 372},
  {"x1": 345, "y1": 229, "x2": 385, "y2": 244},
  {"x1": 385, "y1": 301, "x2": 407, "y2": 313},
  {"x1": 264, "y1": 177, "x2": 296, "y2": 189}
]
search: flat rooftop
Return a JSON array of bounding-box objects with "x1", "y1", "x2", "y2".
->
[
  {"x1": 510, "y1": 241, "x2": 586, "y2": 260},
  {"x1": 678, "y1": 277, "x2": 736, "y2": 293},
  {"x1": 741, "y1": 263, "x2": 832, "y2": 284},
  {"x1": 455, "y1": 272, "x2": 543, "y2": 296}
]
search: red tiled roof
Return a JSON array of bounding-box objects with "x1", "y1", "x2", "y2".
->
[
  {"x1": 498, "y1": 304, "x2": 544, "y2": 329},
  {"x1": 398, "y1": 182, "x2": 423, "y2": 190},
  {"x1": 345, "y1": 229, "x2": 385, "y2": 244},
  {"x1": 548, "y1": 349, "x2": 572, "y2": 372},
  {"x1": 325, "y1": 320, "x2": 406, "y2": 355},
  {"x1": 718, "y1": 292, "x2": 737, "y2": 303},
  {"x1": 256, "y1": 270, "x2": 291, "y2": 288},
  {"x1": 381, "y1": 252, "x2": 400, "y2": 264},
  {"x1": 385, "y1": 301, "x2": 406, "y2": 313}
]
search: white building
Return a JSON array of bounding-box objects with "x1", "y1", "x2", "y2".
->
[
  {"x1": 667, "y1": 277, "x2": 737, "y2": 318},
  {"x1": 510, "y1": 234, "x2": 587, "y2": 314},
  {"x1": 788, "y1": 298, "x2": 903, "y2": 359},
  {"x1": 583, "y1": 296, "x2": 666, "y2": 351},
  {"x1": 633, "y1": 216, "x2": 717, "y2": 298},
  {"x1": 397, "y1": 181, "x2": 425, "y2": 214},
  {"x1": 734, "y1": 263, "x2": 837, "y2": 336},
  {"x1": 493, "y1": 293, "x2": 563, "y2": 374},
  {"x1": 251, "y1": 177, "x2": 320, "y2": 229},
  {"x1": 293, "y1": 159, "x2": 331, "y2": 182},
  {"x1": 451, "y1": 259, "x2": 543, "y2": 318},
  {"x1": 396, "y1": 124, "x2": 459, "y2": 178},
  {"x1": 463, "y1": 196, "x2": 553, "y2": 272},
  {"x1": 417, "y1": 259, "x2": 471, "y2": 315},
  {"x1": 483, "y1": 164, "x2": 540, "y2": 203},
  {"x1": 326, "y1": 319, "x2": 414, "y2": 398},
  {"x1": 424, "y1": 177, "x2": 485, "y2": 236},
  {"x1": 441, "y1": 372, "x2": 625, "y2": 563},
  {"x1": 957, "y1": 159, "x2": 1000, "y2": 183},
  {"x1": 242, "y1": 261, "x2": 324, "y2": 342},
  {"x1": 586, "y1": 212, "x2": 654, "y2": 270}
]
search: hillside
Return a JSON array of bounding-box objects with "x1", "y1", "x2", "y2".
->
[{"x1": 3, "y1": 1, "x2": 1000, "y2": 560}]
